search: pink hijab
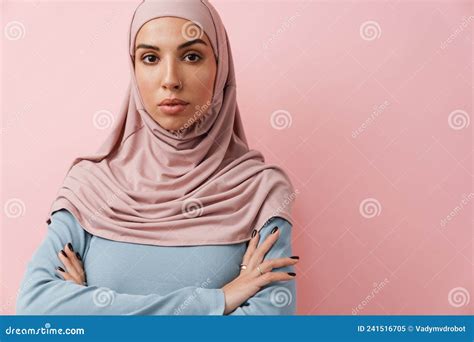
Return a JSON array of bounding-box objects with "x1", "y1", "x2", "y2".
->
[{"x1": 45, "y1": 0, "x2": 295, "y2": 246}]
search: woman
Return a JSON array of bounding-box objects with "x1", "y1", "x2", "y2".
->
[{"x1": 16, "y1": 0, "x2": 299, "y2": 315}]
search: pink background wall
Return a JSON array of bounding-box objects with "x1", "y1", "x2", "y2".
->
[{"x1": 1, "y1": 0, "x2": 472, "y2": 315}]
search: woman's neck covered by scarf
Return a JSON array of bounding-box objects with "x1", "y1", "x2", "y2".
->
[{"x1": 46, "y1": 0, "x2": 296, "y2": 246}]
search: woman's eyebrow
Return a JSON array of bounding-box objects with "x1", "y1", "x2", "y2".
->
[{"x1": 135, "y1": 38, "x2": 208, "y2": 53}]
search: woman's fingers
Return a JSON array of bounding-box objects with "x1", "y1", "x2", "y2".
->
[
  {"x1": 55, "y1": 266, "x2": 75, "y2": 282},
  {"x1": 57, "y1": 242, "x2": 85, "y2": 281},
  {"x1": 240, "y1": 229, "x2": 259, "y2": 271},
  {"x1": 64, "y1": 243, "x2": 83, "y2": 271},
  {"x1": 256, "y1": 257, "x2": 299, "y2": 275},
  {"x1": 67, "y1": 243, "x2": 85, "y2": 272},
  {"x1": 255, "y1": 271, "x2": 296, "y2": 287},
  {"x1": 58, "y1": 248, "x2": 79, "y2": 278},
  {"x1": 248, "y1": 226, "x2": 280, "y2": 268}
]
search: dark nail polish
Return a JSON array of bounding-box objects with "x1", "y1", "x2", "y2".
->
[
  {"x1": 290, "y1": 256, "x2": 299, "y2": 259},
  {"x1": 271, "y1": 227, "x2": 279, "y2": 234},
  {"x1": 57, "y1": 266, "x2": 65, "y2": 272},
  {"x1": 67, "y1": 243, "x2": 74, "y2": 252},
  {"x1": 60, "y1": 250, "x2": 67, "y2": 258},
  {"x1": 76, "y1": 252, "x2": 82, "y2": 261},
  {"x1": 251, "y1": 229, "x2": 257, "y2": 238},
  {"x1": 288, "y1": 272, "x2": 296, "y2": 277}
]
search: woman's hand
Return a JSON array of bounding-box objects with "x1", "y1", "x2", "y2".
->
[
  {"x1": 55, "y1": 242, "x2": 87, "y2": 286},
  {"x1": 221, "y1": 226, "x2": 299, "y2": 314}
]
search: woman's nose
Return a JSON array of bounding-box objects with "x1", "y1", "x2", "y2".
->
[
  {"x1": 161, "y1": 60, "x2": 182, "y2": 90},
  {"x1": 161, "y1": 78, "x2": 182, "y2": 90}
]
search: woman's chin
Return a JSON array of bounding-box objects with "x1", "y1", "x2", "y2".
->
[
  {"x1": 147, "y1": 111, "x2": 185, "y2": 131},
  {"x1": 158, "y1": 118, "x2": 188, "y2": 132}
]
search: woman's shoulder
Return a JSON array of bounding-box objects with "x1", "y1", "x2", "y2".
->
[
  {"x1": 261, "y1": 215, "x2": 292, "y2": 231},
  {"x1": 48, "y1": 209, "x2": 91, "y2": 237},
  {"x1": 50, "y1": 208, "x2": 78, "y2": 225}
]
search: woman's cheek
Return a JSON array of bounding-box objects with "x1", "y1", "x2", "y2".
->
[
  {"x1": 136, "y1": 71, "x2": 157, "y2": 109},
  {"x1": 194, "y1": 63, "x2": 216, "y2": 88}
]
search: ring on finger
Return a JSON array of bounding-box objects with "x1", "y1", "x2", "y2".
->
[
  {"x1": 257, "y1": 265, "x2": 264, "y2": 276},
  {"x1": 239, "y1": 263, "x2": 247, "y2": 270}
]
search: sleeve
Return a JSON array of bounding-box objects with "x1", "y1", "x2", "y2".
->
[
  {"x1": 15, "y1": 209, "x2": 225, "y2": 315},
  {"x1": 228, "y1": 216, "x2": 297, "y2": 315}
]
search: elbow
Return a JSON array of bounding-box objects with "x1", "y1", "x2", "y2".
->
[
  {"x1": 16, "y1": 287, "x2": 45, "y2": 315},
  {"x1": 15, "y1": 278, "x2": 58, "y2": 315},
  {"x1": 15, "y1": 277, "x2": 34, "y2": 315},
  {"x1": 16, "y1": 292, "x2": 36, "y2": 315}
]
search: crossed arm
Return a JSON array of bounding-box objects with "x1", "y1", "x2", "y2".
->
[{"x1": 16, "y1": 209, "x2": 296, "y2": 315}]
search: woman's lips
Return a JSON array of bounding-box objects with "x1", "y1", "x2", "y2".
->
[{"x1": 158, "y1": 103, "x2": 189, "y2": 115}]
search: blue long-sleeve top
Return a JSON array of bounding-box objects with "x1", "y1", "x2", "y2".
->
[{"x1": 16, "y1": 209, "x2": 296, "y2": 315}]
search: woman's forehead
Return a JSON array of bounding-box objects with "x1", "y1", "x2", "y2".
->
[{"x1": 135, "y1": 17, "x2": 212, "y2": 49}]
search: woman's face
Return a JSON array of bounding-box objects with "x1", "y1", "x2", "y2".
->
[{"x1": 134, "y1": 17, "x2": 217, "y2": 132}]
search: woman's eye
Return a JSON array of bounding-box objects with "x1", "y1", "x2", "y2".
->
[
  {"x1": 183, "y1": 53, "x2": 202, "y2": 63},
  {"x1": 141, "y1": 53, "x2": 201, "y2": 64},
  {"x1": 142, "y1": 55, "x2": 158, "y2": 64}
]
